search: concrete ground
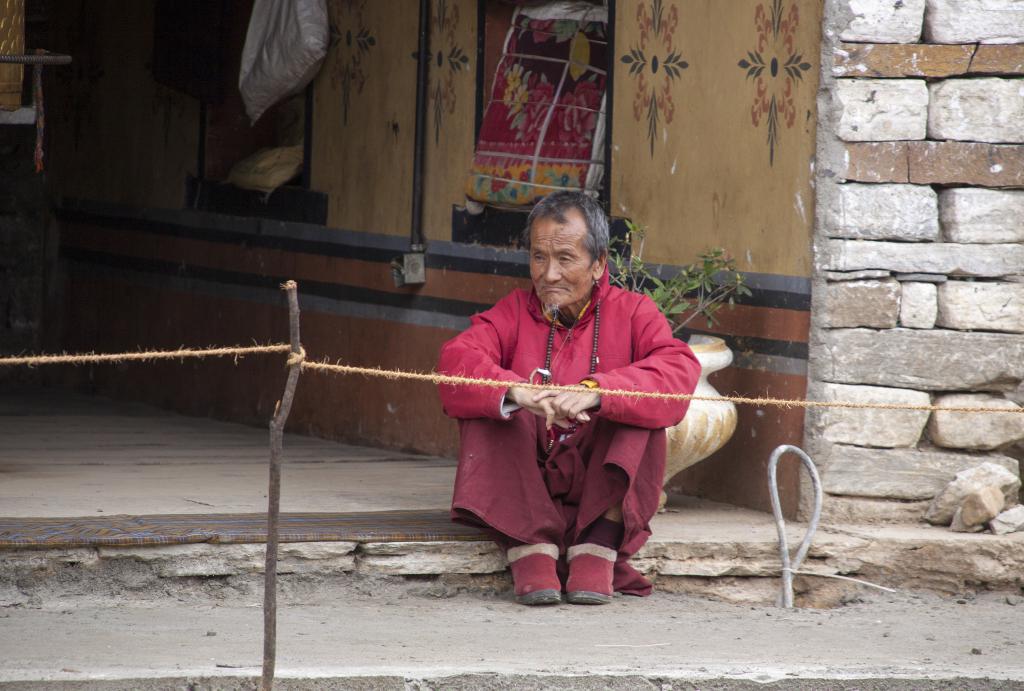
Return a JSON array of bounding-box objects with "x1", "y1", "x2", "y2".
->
[
  {"x1": 1, "y1": 585, "x2": 1023, "y2": 688},
  {"x1": 0, "y1": 387, "x2": 456, "y2": 517}
]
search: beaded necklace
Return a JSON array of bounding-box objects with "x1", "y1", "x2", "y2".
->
[
  {"x1": 539, "y1": 301, "x2": 601, "y2": 453},
  {"x1": 539, "y1": 301, "x2": 601, "y2": 385}
]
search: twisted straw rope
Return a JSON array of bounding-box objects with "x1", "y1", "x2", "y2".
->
[
  {"x1": 2, "y1": 345, "x2": 1022, "y2": 415},
  {"x1": 0, "y1": 344, "x2": 291, "y2": 367},
  {"x1": 301, "y1": 360, "x2": 1024, "y2": 416}
]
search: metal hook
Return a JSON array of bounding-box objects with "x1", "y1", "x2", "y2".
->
[{"x1": 767, "y1": 444, "x2": 823, "y2": 608}]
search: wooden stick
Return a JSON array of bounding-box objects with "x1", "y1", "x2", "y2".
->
[{"x1": 261, "y1": 281, "x2": 303, "y2": 691}]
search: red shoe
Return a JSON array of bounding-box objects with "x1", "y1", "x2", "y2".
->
[
  {"x1": 565, "y1": 544, "x2": 616, "y2": 605},
  {"x1": 508, "y1": 544, "x2": 562, "y2": 606}
]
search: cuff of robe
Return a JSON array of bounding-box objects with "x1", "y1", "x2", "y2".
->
[{"x1": 499, "y1": 390, "x2": 522, "y2": 418}]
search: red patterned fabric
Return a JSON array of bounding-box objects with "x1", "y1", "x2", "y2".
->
[{"x1": 466, "y1": 5, "x2": 607, "y2": 206}]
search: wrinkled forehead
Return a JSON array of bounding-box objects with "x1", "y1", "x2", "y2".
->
[{"x1": 528, "y1": 209, "x2": 589, "y2": 251}]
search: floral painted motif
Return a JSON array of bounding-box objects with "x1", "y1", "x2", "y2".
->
[
  {"x1": 329, "y1": 0, "x2": 376, "y2": 126},
  {"x1": 430, "y1": 0, "x2": 470, "y2": 145},
  {"x1": 737, "y1": 0, "x2": 812, "y2": 165},
  {"x1": 619, "y1": 0, "x2": 689, "y2": 158}
]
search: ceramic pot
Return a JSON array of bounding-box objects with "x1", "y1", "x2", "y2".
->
[{"x1": 660, "y1": 335, "x2": 738, "y2": 506}]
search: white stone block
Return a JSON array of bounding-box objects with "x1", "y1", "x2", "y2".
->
[
  {"x1": 841, "y1": 0, "x2": 926, "y2": 42},
  {"x1": 826, "y1": 240, "x2": 1024, "y2": 277},
  {"x1": 831, "y1": 184, "x2": 939, "y2": 241},
  {"x1": 817, "y1": 328, "x2": 1024, "y2": 391},
  {"x1": 899, "y1": 282, "x2": 938, "y2": 328},
  {"x1": 821, "y1": 280, "x2": 900, "y2": 328},
  {"x1": 929, "y1": 393, "x2": 1024, "y2": 450},
  {"x1": 940, "y1": 189, "x2": 1024, "y2": 244},
  {"x1": 819, "y1": 383, "x2": 931, "y2": 448},
  {"x1": 357, "y1": 541, "x2": 505, "y2": 575},
  {"x1": 937, "y1": 281, "x2": 1024, "y2": 333},
  {"x1": 925, "y1": 0, "x2": 1024, "y2": 44},
  {"x1": 928, "y1": 79, "x2": 1024, "y2": 144},
  {"x1": 837, "y1": 79, "x2": 929, "y2": 142},
  {"x1": 824, "y1": 445, "x2": 1019, "y2": 501}
]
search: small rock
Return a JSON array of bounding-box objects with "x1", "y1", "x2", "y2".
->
[
  {"x1": 206, "y1": 631, "x2": 217, "y2": 637},
  {"x1": 959, "y1": 486, "x2": 1006, "y2": 527},
  {"x1": 951, "y1": 507, "x2": 985, "y2": 533},
  {"x1": 990, "y1": 505, "x2": 1024, "y2": 535},
  {"x1": 1006, "y1": 596, "x2": 1022, "y2": 606},
  {"x1": 971, "y1": 648, "x2": 983, "y2": 655},
  {"x1": 925, "y1": 462, "x2": 1022, "y2": 526}
]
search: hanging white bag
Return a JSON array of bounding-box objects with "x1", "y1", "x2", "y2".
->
[{"x1": 239, "y1": 0, "x2": 328, "y2": 124}]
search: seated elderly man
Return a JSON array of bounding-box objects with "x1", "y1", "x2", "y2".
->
[{"x1": 437, "y1": 191, "x2": 699, "y2": 605}]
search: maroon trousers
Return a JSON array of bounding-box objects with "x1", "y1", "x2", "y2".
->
[{"x1": 450, "y1": 412, "x2": 666, "y2": 596}]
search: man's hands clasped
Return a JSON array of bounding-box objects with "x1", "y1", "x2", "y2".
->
[{"x1": 507, "y1": 385, "x2": 601, "y2": 430}]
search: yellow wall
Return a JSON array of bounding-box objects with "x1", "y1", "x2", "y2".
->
[
  {"x1": 314, "y1": 0, "x2": 477, "y2": 241},
  {"x1": 47, "y1": 1, "x2": 199, "y2": 210},
  {"x1": 314, "y1": 0, "x2": 417, "y2": 236},
  {"x1": 422, "y1": 0, "x2": 478, "y2": 243},
  {"x1": 611, "y1": 0, "x2": 821, "y2": 276}
]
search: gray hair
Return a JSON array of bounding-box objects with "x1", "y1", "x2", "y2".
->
[{"x1": 523, "y1": 191, "x2": 609, "y2": 262}]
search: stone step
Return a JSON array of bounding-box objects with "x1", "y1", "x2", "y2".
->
[{"x1": 4, "y1": 518, "x2": 1021, "y2": 609}]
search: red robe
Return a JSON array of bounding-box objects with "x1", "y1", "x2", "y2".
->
[{"x1": 437, "y1": 270, "x2": 700, "y2": 595}]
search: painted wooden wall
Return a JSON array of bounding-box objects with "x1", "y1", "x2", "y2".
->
[
  {"x1": 610, "y1": 0, "x2": 821, "y2": 511},
  {"x1": 313, "y1": 0, "x2": 477, "y2": 242},
  {"x1": 313, "y1": 0, "x2": 416, "y2": 237},
  {"x1": 46, "y1": 1, "x2": 199, "y2": 210},
  {"x1": 611, "y1": 0, "x2": 820, "y2": 275},
  {"x1": 422, "y1": 0, "x2": 478, "y2": 243}
]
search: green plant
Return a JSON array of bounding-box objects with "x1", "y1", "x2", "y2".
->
[{"x1": 608, "y1": 219, "x2": 750, "y2": 336}]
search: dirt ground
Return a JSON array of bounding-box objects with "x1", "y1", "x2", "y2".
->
[{"x1": 1, "y1": 576, "x2": 1022, "y2": 689}]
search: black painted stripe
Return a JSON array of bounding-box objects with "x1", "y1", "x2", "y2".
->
[
  {"x1": 61, "y1": 247, "x2": 487, "y2": 319},
  {"x1": 62, "y1": 246, "x2": 809, "y2": 361},
  {"x1": 57, "y1": 207, "x2": 532, "y2": 280},
  {"x1": 56, "y1": 207, "x2": 811, "y2": 311}
]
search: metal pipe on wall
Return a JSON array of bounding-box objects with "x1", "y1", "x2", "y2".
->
[
  {"x1": 410, "y1": 0, "x2": 430, "y2": 253},
  {"x1": 393, "y1": 0, "x2": 429, "y2": 286}
]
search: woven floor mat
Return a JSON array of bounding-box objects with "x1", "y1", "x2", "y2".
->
[{"x1": 0, "y1": 509, "x2": 486, "y2": 549}]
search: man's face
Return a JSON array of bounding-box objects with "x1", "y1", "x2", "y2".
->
[{"x1": 528, "y1": 209, "x2": 606, "y2": 315}]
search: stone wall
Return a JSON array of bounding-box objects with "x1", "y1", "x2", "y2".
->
[{"x1": 808, "y1": 0, "x2": 1024, "y2": 523}]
